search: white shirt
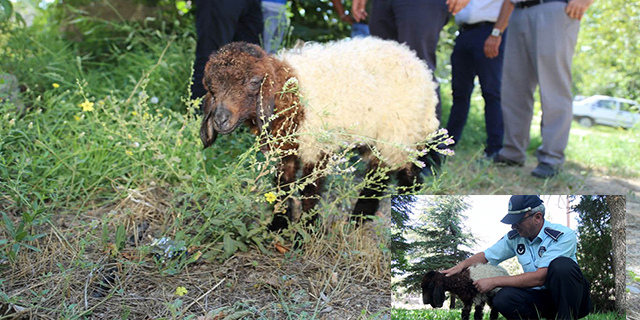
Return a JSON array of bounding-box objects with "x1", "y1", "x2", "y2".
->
[{"x1": 455, "y1": 0, "x2": 503, "y2": 25}]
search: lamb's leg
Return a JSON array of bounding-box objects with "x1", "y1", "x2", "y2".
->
[
  {"x1": 268, "y1": 155, "x2": 299, "y2": 231},
  {"x1": 300, "y1": 163, "x2": 325, "y2": 226},
  {"x1": 396, "y1": 164, "x2": 423, "y2": 194},
  {"x1": 474, "y1": 303, "x2": 484, "y2": 320},
  {"x1": 351, "y1": 160, "x2": 389, "y2": 223},
  {"x1": 461, "y1": 303, "x2": 472, "y2": 320},
  {"x1": 489, "y1": 306, "x2": 499, "y2": 320}
]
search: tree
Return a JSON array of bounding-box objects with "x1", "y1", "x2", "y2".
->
[
  {"x1": 573, "y1": 195, "x2": 616, "y2": 312},
  {"x1": 391, "y1": 195, "x2": 417, "y2": 277},
  {"x1": 606, "y1": 195, "x2": 626, "y2": 315},
  {"x1": 396, "y1": 196, "x2": 475, "y2": 293},
  {"x1": 572, "y1": 0, "x2": 640, "y2": 101}
]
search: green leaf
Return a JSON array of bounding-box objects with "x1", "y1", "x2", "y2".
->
[
  {"x1": 1, "y1": 212, "x2": 15, "y2": 236},
  {"x1": 115, "y1": 224, "x2": 126, "y2": 251},
  {"x1": 0, "y1": 0, "x2": 13, "y2": 21}
]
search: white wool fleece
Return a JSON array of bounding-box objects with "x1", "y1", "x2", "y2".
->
[
  {"x1": 279, "y1": 37, "x2": 440, "y2": 168},
  {"x1": 468, "y1": 263, "x2": 510, "y2": 298}
]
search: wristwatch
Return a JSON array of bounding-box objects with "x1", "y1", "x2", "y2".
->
[{"x1": 491, "y1": 28, "x2": 502, "y2": 37}]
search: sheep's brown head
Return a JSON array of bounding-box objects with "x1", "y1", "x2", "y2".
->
[
  {"x1": 421, "y1": 271, "x2": 446, "y2": 308},
  {"x1": 200, "y1": 42, "x2": 276, "y2": 149}
]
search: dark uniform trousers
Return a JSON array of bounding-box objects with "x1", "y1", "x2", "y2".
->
[
  {"x1": 191, "y1": 0, "x2": 263, "y2": 102},
  {"x1": 492, "y1": 257, "x2": 593, "y2": 320},
  {"x1": 369, "y1": 0, "x2": 450, "y2": 121}
]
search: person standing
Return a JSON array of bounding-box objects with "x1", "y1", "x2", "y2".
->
[
  {"x1": 352, "y1": 0, "x2": 469, "y2": 174},
  {"x1": 330, "y1": 0, "x2": 371, "y2": 37},
  {"x1": 488, "y1": 0, "x2": 595, "y2": 178},
  {"x1": 191, "y1": 0, "x2": 263, "y2": 106},
  {"x1": 446, "y1": 0, "x2": 506, "y2": 159}
]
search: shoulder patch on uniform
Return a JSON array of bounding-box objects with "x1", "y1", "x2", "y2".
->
[
  {"x1": 544, "y1": 227, "x2": 564, "y2": 241},
  {"x1": 508, "y1": 230, "x2": 519, "y2": 240}
]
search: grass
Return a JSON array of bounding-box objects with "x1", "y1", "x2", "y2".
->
[
  {"x1": 391, "y1": 308, "x2": 626, "y2": 320},
  {"x1": 0, "y1": 8, "x2": 637, "y2": 319}
]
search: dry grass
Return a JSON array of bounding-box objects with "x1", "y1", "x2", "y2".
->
[{"x1": 0, "y1": 185, "x2": 391, "y2": 320}]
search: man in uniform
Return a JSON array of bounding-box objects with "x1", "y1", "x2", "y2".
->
[{"x1": 443, "y1": 195, "x2": 592, "y2": 319}]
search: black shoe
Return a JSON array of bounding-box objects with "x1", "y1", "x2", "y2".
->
[
  {"x1": 493, "y1": 154, "x2": 524, "y2": 167},
  {"x1": 531, "y1": 162, "x2": 560, "y2": 178},
  {"x1": 418, "y1": 150, "x2": 442, "y2": 177},
  {"x1": 484, "y1": 151, "x2": 499, "y2": 160}
]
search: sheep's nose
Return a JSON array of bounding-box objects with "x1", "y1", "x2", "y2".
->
[{"x1": 214, "y1": 107, "x2": 232, "y2": 130}]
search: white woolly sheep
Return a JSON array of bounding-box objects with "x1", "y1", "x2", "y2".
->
[
  {"x1": 199, "y1": 37, "x2": 440, "y2": 230},
  {"x1": 421, "y1": 263, "x2": 510, "y2": 320}
]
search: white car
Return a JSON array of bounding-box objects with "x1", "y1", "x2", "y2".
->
[{"x1": 573, "y1": 95, "x2": 640, "y2": 129}]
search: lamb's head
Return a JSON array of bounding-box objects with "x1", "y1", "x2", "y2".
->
[
  {"x1": 421, "y1": 271, "x2": 446, "y2": 308},
  {"x1": 200, "y1": 42, "x2": 277, "y2": 149}
]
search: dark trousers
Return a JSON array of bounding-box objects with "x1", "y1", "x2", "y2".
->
[
  {"x1": 446, "y1": 24, "x2": 505, "y2": 155},
  {"x1": 191, "y1": 0, "x2": 263, "y2": 101},
  {"x1": 369, "y1": 0, "x2": 450, "y2": 121},
  {"x1": 492, "y1": 257, "x2": 593, "y2": 320}
]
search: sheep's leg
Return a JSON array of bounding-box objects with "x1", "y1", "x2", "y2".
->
[
  {"x1": 268, "y1": 155, "x2": 299, "y2": 231},
  {"x1": 489, "y1": 306, "x2": 499, "y2": 320},
  {"x1": 351, "y1": 160, "x2": 390, "y2": 223},
  {"x1": 461, "y1": 304, "x2": 472, "y2": 320},
  {"x1": 396, "y1": 164, "x2": 424, "y2": 194},
  {"x1": 474, "y1": 303, "x2": 484, "y2": 320},
  {"x1": 299, "y1": 163, "x2": 325, "y2": 226}
]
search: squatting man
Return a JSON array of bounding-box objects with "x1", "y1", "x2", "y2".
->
[{"x1": 443, "y1": 195, "x2": 593, "y2": 319}]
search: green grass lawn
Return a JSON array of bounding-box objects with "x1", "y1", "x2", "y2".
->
[{"x1": 392, "y1": 308, "x2": 626, "y2": 320}]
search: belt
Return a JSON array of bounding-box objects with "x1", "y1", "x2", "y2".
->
[
  {"x1": 459, "y1": 21, "x2": 494, "y2": 32},
  {"x1": 514, "y1": 0, "x2": 567, "y2": 9}
]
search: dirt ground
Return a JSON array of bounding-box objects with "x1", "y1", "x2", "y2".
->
[{"x1": 0, "y1": 193, "x2": 392, "y2": 320}]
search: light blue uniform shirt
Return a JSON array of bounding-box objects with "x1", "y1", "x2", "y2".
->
[{"x1": 484, "y1": 220, "x2": 577, "y2": 289}]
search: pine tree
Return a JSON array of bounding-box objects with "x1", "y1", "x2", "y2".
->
[{"x1": 397, "y1": 196, "x2": 476, "y2": 292}]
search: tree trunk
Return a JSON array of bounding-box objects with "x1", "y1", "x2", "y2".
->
[{"x1": 606, "y1": 195, "x2": 626, "y2": 315}]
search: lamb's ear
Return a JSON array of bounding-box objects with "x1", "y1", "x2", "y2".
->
[
  {"x1": 432, "y1": 283, "x2": 445, "y2": 307},
  {"x1": 200, "y1": 93, "x2": 218, "y2": 149}
]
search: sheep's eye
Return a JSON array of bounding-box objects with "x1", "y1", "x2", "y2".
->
[{"x1": 248, "y1": 78, "x2": 262, "y2": 90}]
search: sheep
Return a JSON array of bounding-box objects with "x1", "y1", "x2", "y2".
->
[
  {"x1": 199, "y1": 37, "x2": 440, "y2": 230},
  {"x1": 421, "y1": 263, "x2": 510, "y2": 320}
]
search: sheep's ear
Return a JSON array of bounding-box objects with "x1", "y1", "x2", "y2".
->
[
  {"x1": 200, "y1": 93, "x2": 218, "y2": 149},
  {"x1": 432, "y1": 284, "x2": 445, "y2": 307}
]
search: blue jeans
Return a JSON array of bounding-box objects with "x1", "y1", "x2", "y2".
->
[
  {"x1": 447, "y1": 23, "x2": 505, "y2": 155},
  {"x1": 261, "y1": 1, "x2": 288, "y2": 53},
  {"x1": 351, "y1": 23, "x2": 370, "y2": 38}
]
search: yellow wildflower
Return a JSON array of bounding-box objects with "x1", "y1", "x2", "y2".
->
[
  {"x1": 175, "y1": 286, "x2": 188, "y2": 296},
  {"x1": 74, "y1": 115, "x2": 81, "y2": 122},
  {"x1": 52, "y1": 83, "x2": 60, "y2": 88},
  {"x1": 143, "y1": 112, "x2": 150, "y2": 120},
  {"x1": 264, "y1": 192, "x2": 277, "y2": 204},
  {"x1": 131, "y1": 111, "x2": 138, "y2": 116},
  {"x1": 125, "y1": 150, "x2": 133, "y2": 156},
  {"x1": 80, "y1": 100, "x2": 94, "y2": 112}
]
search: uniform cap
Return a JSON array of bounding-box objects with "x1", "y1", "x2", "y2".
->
[{"x1": 501, "y1": 195, "x2": 543, "y2": 224}]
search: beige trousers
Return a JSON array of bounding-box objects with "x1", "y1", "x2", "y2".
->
[{"x1": 498, "y1": 2, "x2": 580, "y2": 167}]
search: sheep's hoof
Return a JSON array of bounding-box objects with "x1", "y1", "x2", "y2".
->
[{"x1": 268, "y1": 214, "x2": 289, "y2": 232}]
